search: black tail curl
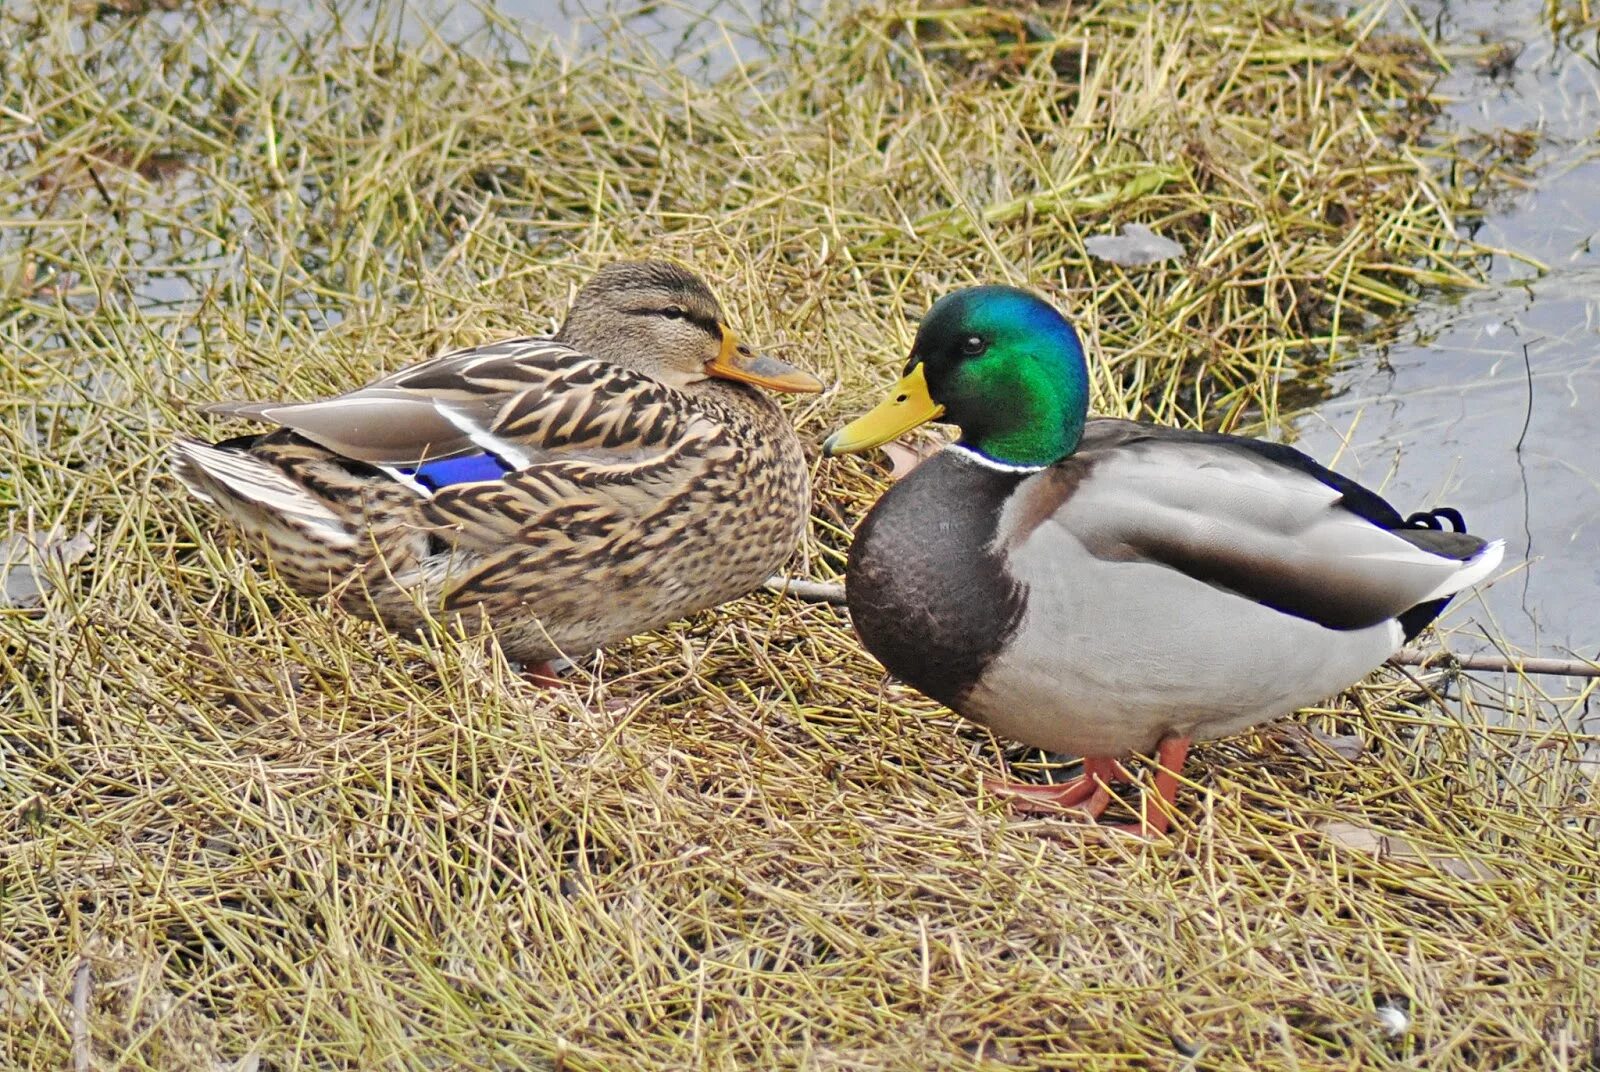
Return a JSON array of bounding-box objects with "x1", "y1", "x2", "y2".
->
[{"x1": 1403, "y1": 507, "x2": 1467, "y2": 533}]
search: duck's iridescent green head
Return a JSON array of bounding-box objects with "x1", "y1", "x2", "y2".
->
[{"x1": 824, "y1": 286, "x2": 1089, "y2": 469}]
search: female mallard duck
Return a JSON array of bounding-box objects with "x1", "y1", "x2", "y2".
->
[
  {"x1": 824, "y1": 285, "x2": 1502, "y2": 836},
  {"x1": 174, "y1": 260, "x2": 822, "y2": 677}
]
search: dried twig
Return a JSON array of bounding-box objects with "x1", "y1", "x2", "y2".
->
[
  {"x1": 763, "y1": 575, "x2": 849, "y2": 606},
  {"x1": 1389, "y1": 647, "x2": 1600, "y2": 678}
]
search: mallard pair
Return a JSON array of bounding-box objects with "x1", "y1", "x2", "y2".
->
[
  {"x1": 176, "y1": 267, "x2": 1501, "y2": 838},
  {"x1": 824, "y1": 286, "x2": 1502, "y2": 835},
  {"x1": 174, "y1": 261, "x2": 822, "y2": 677}
]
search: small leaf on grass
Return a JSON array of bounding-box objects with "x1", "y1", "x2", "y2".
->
[
  {"x1": 0, "y1": 520, "x2": 97, "y2": 608},
  {"x1": 1320, "y1": 820, "x2": 1502, "y2": 882},
  {"x1": 1280, "y1": 724, "x2": 1366, "y2": 762},
  {"x1": 1084, "y1": 223, "x2": 1185, "y2": 266},
  {"x1": 1310, "y1": 729, "x2": 1366, "y2": 761}
]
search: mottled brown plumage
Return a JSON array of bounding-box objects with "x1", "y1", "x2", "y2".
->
[{"x1": 173, "y1": 261, "x2": 822, "y2": 665}]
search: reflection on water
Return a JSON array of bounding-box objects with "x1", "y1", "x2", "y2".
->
[
  {"x1": 1293, "y1": 0, "x2": 1600, "y2": 657},
  {"x1": 389, "y1": 0, "x2": 777, "y2": 73}
]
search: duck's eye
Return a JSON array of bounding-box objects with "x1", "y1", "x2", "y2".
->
[
  {"x1": 661, "y1": 306, "x2": 687, "y2": 320},
  {"x1": 960, "y1": 335, "x2": 986, "y2": 355}
]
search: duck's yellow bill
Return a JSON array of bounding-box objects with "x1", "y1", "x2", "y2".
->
[
  {"x1": 822, "y1": 364, "x2": 944, "y2": 456},
  {"x1": 706, "y1": 326, "x2": 824, "y2": 394}
]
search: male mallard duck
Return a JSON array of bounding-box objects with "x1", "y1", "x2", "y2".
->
[
  {"x1": 174, "y1": 261, "x2": 823, "y2": 677},
  {"x1": 824, "y1": 286, "x2": 1503, "y2": 835}
]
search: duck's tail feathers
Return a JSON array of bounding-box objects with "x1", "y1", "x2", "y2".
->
[
  {"x1": 1419, "y1": 538, "x2": 1505, "y2": 603},
  {"x1": 1395, "y1": 536, "x2": 1505, "y2": 641},
  {"x1": 171, "y1": 437, "x2": 357, "y2": 550}
]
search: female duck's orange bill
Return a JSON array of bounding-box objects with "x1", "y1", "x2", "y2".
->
[{"x1": 705, "y1": 327, "x2": 824, "y2": 394}]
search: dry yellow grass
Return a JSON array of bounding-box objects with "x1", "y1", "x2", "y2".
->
[{"x1": 2, "y1": 0, "x2": 1595, "y2": 1068}]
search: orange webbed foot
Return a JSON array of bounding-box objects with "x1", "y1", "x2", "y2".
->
[
  {"x1": 984, "y1": 756, "x2": 1126, "y2": 818},
  {"x1": 522, "y1": 661, "x2": 566, "y2": 688},
  {"x1": 988, "y1": 737, "x2": 1192, "y2": 838},
  {"x1": 1099, "y1": 735, "x2": 1192, "y2": 838}
]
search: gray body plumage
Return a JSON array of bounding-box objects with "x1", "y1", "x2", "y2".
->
[{"x1": 846, "y1": 419, "x2": 1503, "y2": 758}]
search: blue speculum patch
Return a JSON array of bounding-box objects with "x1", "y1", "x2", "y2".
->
[{"x1": 402, "y1": 452, "x2": 510, "y2": 490}]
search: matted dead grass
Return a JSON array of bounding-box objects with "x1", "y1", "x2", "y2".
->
[{"x1": 2, "y1": 0, "x2": 1595, "y2": 1068}]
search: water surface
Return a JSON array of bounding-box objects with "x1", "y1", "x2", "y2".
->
[{"x1": 1293, "y1": 0, "x2": 1600, "y2": 658}]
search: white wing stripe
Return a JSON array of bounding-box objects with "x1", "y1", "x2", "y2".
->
[{"x1": 436, "y1": 403, "x2": 534, "y2": 471}]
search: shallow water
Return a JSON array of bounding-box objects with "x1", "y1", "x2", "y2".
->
[
  {"x1": 399, "y1": 0, "x2": 779, "y2": 73},
  {"x1": 1291, "y1": 1, "x2": 1600, "y2": 658}
]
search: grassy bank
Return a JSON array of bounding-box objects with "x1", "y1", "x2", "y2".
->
[{"x1": 2, "y1": 0, "x2": 1595, "y2": 1068}]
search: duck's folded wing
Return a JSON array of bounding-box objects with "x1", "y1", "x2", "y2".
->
[
  {"x1": 416, "y1": 420, "x2": 739, "y2": 610},
  {"x1": 202, "y1": 337, "x2": 692, "y2": 471},
  {"x1": 1024, "y1": 421, "x2": 1502, "y2": 631}
]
